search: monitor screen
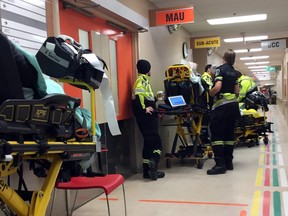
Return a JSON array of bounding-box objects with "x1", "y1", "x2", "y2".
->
[{"x1": 168, "y1": 95, "x2": 186, "y2": 107}]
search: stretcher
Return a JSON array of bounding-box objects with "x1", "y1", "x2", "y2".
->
[
  {"x1": 0, "y1": 80, "x2": 99, "y2": 216},
  {"x1": 0, "y1": 35, "x2": 103, "y2": 215},
  {"x1": 235, "y1": 91, "x2": 273, "y2": 147},
  {"x1": 158, "y1": 64, "x2": 212, "y2": 169}
]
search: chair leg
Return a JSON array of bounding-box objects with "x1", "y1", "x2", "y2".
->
[
  {"x1": 106, "y1": 194, "x2": 111, "y2": 216},
  {"x1": 49, "y1": 189, "x2": 57, "y2": 216},
  {"x1": 122, "y1": 184, "x2": 127, "y2": 216},
  {"x1": 69, "y1": 190, "x2": 78, "y2": 216}
]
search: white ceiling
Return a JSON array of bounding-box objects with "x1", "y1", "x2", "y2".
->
[{"x1": 148, "y1": 0, "x2": 288, "y2": 78}]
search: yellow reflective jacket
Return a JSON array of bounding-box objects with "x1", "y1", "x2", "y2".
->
[
  {"x1": 132, "y1": 74, "x2": 155, "y2": 115},
  {"x1": 201, "y1": 72, "x2": 213, "y2": 90},
  {"x1": 238, "y1": 75, "x2": 256, "y2": 102}
]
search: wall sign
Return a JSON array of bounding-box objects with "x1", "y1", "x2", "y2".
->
[
  {"x1": 261, "y1": 39, "x2": 287, "y2": 50},
  {"x1": 0, "y1": 0, "x2": 47, "y2": 55},
  {"x1": 193, "y1": 37, "x2": 220, "y2": 49},
  {"x1": 149, "y1": 6, "x2": 194, "y2": 27}
]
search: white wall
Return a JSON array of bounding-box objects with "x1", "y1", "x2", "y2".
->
[
  {"x1": 138, "y1": 26, "x2": 192, "y2": 93},
  {"x1": 207, "y1": 51, "x2": 223, "y2": 68}
]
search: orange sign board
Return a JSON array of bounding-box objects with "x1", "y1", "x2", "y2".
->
[{"x1": 150, "y1": 7, "x2": 194, "y2": 26}]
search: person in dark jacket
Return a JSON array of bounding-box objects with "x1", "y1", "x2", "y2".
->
[
  {"x1": 132, "y1": 59, "x2": 165, "y2": 180},
  {"x1": 207, "y1": 49, "x2": 241, "y2": 175}
]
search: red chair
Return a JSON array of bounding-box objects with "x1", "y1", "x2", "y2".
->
[{"x1": 50, "y1": 174, "x2": 127, "y2": 216}]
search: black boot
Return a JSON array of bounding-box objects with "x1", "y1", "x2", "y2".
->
[
  {"x1": 224, "y1": 145, "x2": 234, "y2": 170},
  {"x1": 142, "y1": 161, "x2": 165, "y2": 180},
  {"x1": 207, "y1": 145, "x2": 226, "y2": 175},
  {"x1": 143, "y1": 163, "x2": 150, "y2": 179}
]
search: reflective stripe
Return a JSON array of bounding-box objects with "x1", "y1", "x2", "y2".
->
[
  {"x1": 153, "y1": 149, "x2": 161, "y2": 155},
  {"x1": 224, "y1": 141, "x2": 234, "y2": 145},
  {"x1": 222, "y1": 93, "x2": 236, "y2": 100},
  {"x1": 214, "y1": 76, "x2": 223, "y2": 82},
  {"x1": 212, "y1": 99, "x2": 237, "y2": 110},
  {"x1": 213, "y1": 93, "x2": 237, "y2": 110},
  {"x1": 135, "y1": 89, "x2": 145, "y2": 93},
  {"x1": 212, "y1": 141, "x2": 224, "y2": 146},
  {"x1": 146, "y1": 96, "x2": 155, "y2": 101},
  {"x1": 143, "y1": 159, "x2": 150, "y2": 164}
]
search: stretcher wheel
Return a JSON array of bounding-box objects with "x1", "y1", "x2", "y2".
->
[
  {"x1": 166, "y1": 158, "x2": 171, "y2": 168},
  {"x1": 263, "y1": 137, "x2": 269, "y2": 145},
  {"x1": 196, "y1": 159, "x2": 203, "y2": 169},
  {"x1": 247, "y1": 140, "x2": 254, "y2": 148},
  {"x1": 208, "y1": 152, "x2": 213, "y2": 159}
]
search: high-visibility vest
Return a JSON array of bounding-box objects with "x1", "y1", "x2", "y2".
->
[
  {"x1": 213, "y1": 93, "x2": 237, "y2": 110},
  {"x1": 132, "y1": 74, "x2": 155, "y2": 109},
  {"x1": 201, "y1": 72, "x2": 213, "y2": 89},
  {"x1": 238, "y1": 75, "x2": 256, "y2": 102}
]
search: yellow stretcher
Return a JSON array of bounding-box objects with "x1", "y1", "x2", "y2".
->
[
  {"x1": 234, "y1": 93, "x2": 273, "y2": 147},
  {"x1": 0, "y1": 79, "x2": 98, "y2": 216},
  {"x1": 159, "y1": 64, "x2": 212, "y2": 169}
]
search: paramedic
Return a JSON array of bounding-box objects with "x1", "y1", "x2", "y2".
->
[
  {"x1": 207, "y1": 49, "x2": 241, "y2": 175},
  {"x1": 238, "y1": 73, "x2": 257, "y2": 103},
  {"x1": 201, "y1": 64, "x2": 217, "y2": 109},
  {"x1": 132, "y1": 59, "x2": 165, "y2": 180},
  {"x1": 201, "y1": 64, "x2": 215, "y2": 90}
]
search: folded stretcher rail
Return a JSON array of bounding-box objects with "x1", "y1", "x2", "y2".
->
[{"x1": 0, "y1": 94, "x2": 80, "y2": 140}]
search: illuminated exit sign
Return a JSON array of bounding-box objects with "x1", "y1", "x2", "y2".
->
[{"x1": 149, "y1": 7, "x2": 194, "y2": 27}]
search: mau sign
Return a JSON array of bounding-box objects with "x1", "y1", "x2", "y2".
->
[{"x1": 149, "y1": 7, "x2": 194, "y2": 27}]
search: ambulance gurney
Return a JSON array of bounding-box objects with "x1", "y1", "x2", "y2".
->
[
  {"x1": 158, "y1": 64, "x2": 212, "y2": 169},
  {"x1": 0, "y1": 34, "x2": 103, "y2": 216},
  {"x1": 235, "y1": 91, "x2": 273, "y2": 147}
]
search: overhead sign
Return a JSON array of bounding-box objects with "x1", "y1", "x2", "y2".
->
[
  {"x1": 0, "y1": 0, "x2": 47, "y2": 54},
  {"x1": 149, "y1": 6, "x2": 194, "y2": 27},
  {"x1": 193, "y1": 37, "x2": 221, "y2": 48},
  {"x1": 261, "y1": 39, "x2": 287, "y2": 50},
  {"x1": 266, "y1": 66, "x2": 280, "y2": 71}
]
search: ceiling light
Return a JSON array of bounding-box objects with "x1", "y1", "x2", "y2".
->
[
  {"x1": 234, "y1": 48, "x2": 262, "y2": 53},
  {"x1": 240, "y1": 56, "x2": 269, "y2": 60},
  {"x1": 251, "y1": 69, "x2": 268, "y2": 72},
  {"x1": 224, "y1": 36, "x2": 268, "y2": 43},
  {"x1": 248, "y1": 65, "x2": 268, "y2": 69},
  {"x1": 207, "y1": 14, "x2": 267, "y2": 25},
  {"x1": 245, "y1": 61, "x2": 269, "y2": 65},
  {"x1": 234, "y1": 49, "x2": 248, "y2": 53},
  {"x1": 250, "y1": 48, "x2": 262, "y2": 52}
]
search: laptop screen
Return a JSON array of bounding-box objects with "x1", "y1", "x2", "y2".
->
[{"x1": 168, "y1": 95, "x2": 186, "y2": 107}]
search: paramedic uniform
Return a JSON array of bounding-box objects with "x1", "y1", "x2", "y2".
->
[
  {"x1": 132, "y1": 60, "x2": 164, "y2": 180},
  {"x1": 208, "y1": 63, "x2": 240, "y2": 175}
]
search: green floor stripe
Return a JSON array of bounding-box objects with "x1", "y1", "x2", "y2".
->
[
  {"x1": 273, "y1": 168, "x2": 279, "y2": 187},
  {"x1": 272, "y1": 154, "x2": 277, "y2": 165},
  {"x1": 272, "y1": 135, "x2": 276, "y2": 144},
  {"x1": 273, "y1": 191, "x2": 282, "y2": 216},
  {"x1": 272, "y1": 144, "x2": 276, "y2": 152}
]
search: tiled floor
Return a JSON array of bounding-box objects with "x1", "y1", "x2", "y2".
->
[{"x1": 73, "y1": 105, "x2": 288, "y2": 216}]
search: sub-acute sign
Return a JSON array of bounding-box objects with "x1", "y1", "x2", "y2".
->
[{"x1": 194, "y1": 37, "x2": 221, "y2": 48}]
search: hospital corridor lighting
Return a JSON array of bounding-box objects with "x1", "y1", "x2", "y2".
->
[
  {"x1": 207, "y1": 14, "x2": 267, "y2": 25},
  {"x1": 223, "y1": 36, "x2": 268, "y2": 43},
  {"x1": 234, "y1": 48, "x2": 262, "y2": 53},
  {"x1": 240, "y1": 56, "x2": 269, "y2": 60},
  {"x1": 245, "y1": 61, "x2": 269, "y2": 65}
]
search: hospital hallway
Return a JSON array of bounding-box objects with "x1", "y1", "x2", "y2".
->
[{"x1": 73, "y1": 105, "x2": 288, "y2": 216}]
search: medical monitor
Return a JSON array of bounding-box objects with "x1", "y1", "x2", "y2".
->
[{"x1": 168, "y1": 95, "x2": 186, "y2": 107}]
